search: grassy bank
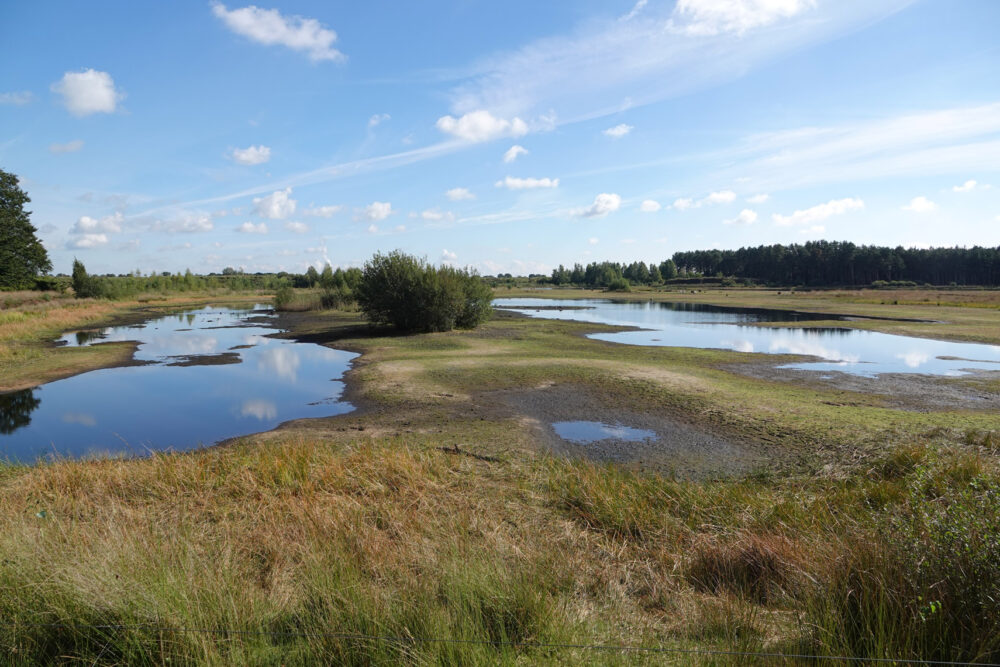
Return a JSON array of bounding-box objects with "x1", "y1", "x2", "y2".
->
[
  {"x1": 1, "y1": 289, "x2": 998, "y2": 663},
  {"x1": 0, "y1": 292, "x2": 264, "y2": 392}
]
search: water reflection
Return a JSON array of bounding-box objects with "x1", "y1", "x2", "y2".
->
[
  {"x1": 495, "y1": 298, "x2": 1000, "y2": 377},
  {"x1": 553, "y1": 421, "x2": 657, "y2": 444},
  {"x1": 0, "y1": 389, "x2": 40, "y2": 434},
  {"x1": 1, "y1": 305, "x2": 357, "y2": 462}
]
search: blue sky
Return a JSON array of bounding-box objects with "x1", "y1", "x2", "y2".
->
[{"x1": 2, "y1": 0, "x2": 998, "y2": 276}]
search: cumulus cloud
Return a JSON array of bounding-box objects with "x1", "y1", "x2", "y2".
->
[
  {"x1": 49, "y1": 140, "x2": 84, "y2": 154},
  {"x1": 436, "y1": 110, "x2": 528, "y2": 143},
  {"x1": 747, "y1": 193, "x2": 770, "y2": 204},
  {"x1": 952, "y1": 179, "x2": 977, "y2": 193},
  {"x1": 211, "y1": 2, "x2": 344, "y2": 62},
  {"x1": 253, "y1": 187, "x2": 296, "y2": 219},
  {"x1": 237, "y1": 221, "x2": 268, "y2": 234},
  {"x1": 503, "y1": 145, "x2": 528, "y2": 163},
  {"x1": 703, "y1": 190, "x2": 737, "y2": 205},
  {"x1": 772, "y1": 197, "x2": 864, "y2": 226},
  {"x1": 724, "y1": 209, "x2": 758, "y2": 225},
  {"x1": 71, "y1": 212, "x2": 122, "y2": 235},
  {"x1": 303, "y1": 204, "x2": 342, "y2": 217},
  {"x1": 670, "y1": 0, "x2": 816, "y2": 36},
  {"x1": 445, "y1": 187, "x2": 475, "y2": 201},
  {"x1": 495, "y1": 176, "x2": 559, "y2": 190},
  {"x1": 639, "y1": 199, "x2": 661, "y2": 213},
  {"x1": 672, "y1": 197, "x2": 695, "y2": 210},
  {"x1": 67, "y1": 234, "x2": 108, "y2": 249},
  {"x1": 442, "y1": 249, "x2": 458, "y2": 261},
  {"x1": 603, "y1": 123, "x2": 633, "y2": 138},
  {"x1": 902, "y1": 196, "x2": 937, "y2": 213},
  {"x1": 362, "y1": 201, "x2": 392, "y2": 221},
  {"x1": 368, "y1": 113, "x2": 390, "y2": 128},
  {"x1": 152, "y1": 213, "x2": 214, "y2": 234},
  {"x1": 284, "y1": 221, "x2": 309, "y2": 233},
  {"x1": 51, "y1": 69, "x2": 123, "y2": 116},
  {"x1": 575, "y1": 193, "x2": 622, "y2": 218},
  {"x1": 0, "y1": 91, "x2": 33, "y2": 106},
  {"x1": 230, "y1": 145, "x2": 270, "y2": 165},
  {"x1": 420, "y1": 209, "x2": 454, "y2": 222}
]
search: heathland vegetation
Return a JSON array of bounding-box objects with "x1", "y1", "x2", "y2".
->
[{"x1": 0, "y1": 287, "x2": 998, "y2": 663}]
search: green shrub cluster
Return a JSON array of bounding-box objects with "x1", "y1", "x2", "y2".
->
[{"x1": 355, "y1": 250, "x2": 493, "y2": 332}]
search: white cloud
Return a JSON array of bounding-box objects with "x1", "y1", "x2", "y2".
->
[
  {"x1": 230, "y1": 145, "x2": 271, "y2": 165},
  {"x1": 51, "y1": 69, "x2": 123, "y2": 116},
  {"x1": 71, "y1": 212, "x2": 123, "y2": 235},
  {"x1": 670, "y1": 0, "x2": 816, "y2": 36},
  {"x1": 671, "y1": 190, "x2": 737, "y2": 209},
  {"x1": 704, "y1": 190, "x2": 737, "y2": 205},
  {"x1": 724, "y1": 209, "x2": 758, "y2": 225},
  {"x1": 421, "y1": 209, "x2": 454, "y2": 222},
  {"x1": 589, "y1": 237, "x2": 599, "y2": 245},
  {"x1": 639, "y1": 199, "x2": 661, "y2": 213},
  {"x1": 444, "y1": 0, "x2": 890, "y2": 130},
  {"x1": 237, "y1": 221, "x2": 268, "y2": 234},
  {"x1": 436, "y1": 110, "x2": 528, "y2": 143},
  {"x1": 620, "y1": 0, "x2": 649, "y2": 21},
  {"x1": 575, "y1": 193, "x2": 622, "y2": 218},
  {"x1": 442, "y1": 249, "x2": 458, "y2": 261},
  {"x1": 253, "y1": 187, "x2": 296, "y2": 219},
  {"x1": 211, "y1": 2, "x2": 344, "y2": 62},
  {"x1": 152, "y1": 213, "x2": 214, "y2": 234},
  {"x1": 603, "y1": 123, "x2": 633, "y2": 138},
  {"x1": 362, "y1": 201, "x2": 392, "y2": 221},
  {"x1": 284, "y1": 221, "x2": 309, "y2": 233},
  {"x1": 367, "y1": 224, "x2": 379, "y2": 233},
  {"x1": 495, "y1": 176, "x2": 559, "y2": 190},
  {"x1": 118, "y1": 239, "x2": 141, "y2": 251},
  {"x1": 902, "y1": 196, "x2": 937, "y2": 213},
  {"x1": 49, "y1": 140, "x2": 84, "y2": 154},
  {"x1": 303, "y1": 205, "x2": 342, "y2": 217},
  {"x1": 952, "y1": 179, "x2": 977, "y2": 193},
  {"x1": 773, "y1": 197, "x2": 864, "y2": 226},
  {"x1": 503, "y1": 145, "x2": 529, "y2": 163},
  {"x1": 0, "y1": 91, "x2": 33, "y2": 106},
  {"x1": 446, "y1": 187, "x2": 475, "y2": 201},
  {"x1": 67, "y1": 234, "x2": 108, "y2": 249},
  {"x1": 368, "y1": 113, "x2": 390, "y2": 128},
  {"x1": 747, "y1": 193, "x2": 769, "y2": 204}
]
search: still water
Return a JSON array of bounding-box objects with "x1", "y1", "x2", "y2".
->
[
  {"x1": 0, "y1": 305, "x2": 356, "y2": 462},
  {"x1": 552, "y1": 421, "x2": 657, "y2": 444},
  {"x1": 494, "y1": 298, "x2": 1000, "y2": 377}
]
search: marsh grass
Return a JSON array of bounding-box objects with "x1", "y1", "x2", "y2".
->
[{"x1": 2, "y1": 291, "x2": 1000, "y2": 663}]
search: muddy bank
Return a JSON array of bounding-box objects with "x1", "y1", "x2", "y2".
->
[
  {"x1": 725, "y1": 358, "x2": 1000, "y2": 412},
  {"x1": 491, "y1": 383, "x2": 764, "y2": 477}
]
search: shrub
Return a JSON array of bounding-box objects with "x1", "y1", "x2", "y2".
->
[
  {"x1": 355, "y1": 250, "x2": 493, "y2": 333},
  {"x1": 272, "y1": 285, "x2": 294, "y2": 311},
  {"x1": 605, "y1": 277, "x2": 630, "y2": 292},
  {"x1": 320, "y1": 285, "x2": 354, "y2": 310}
]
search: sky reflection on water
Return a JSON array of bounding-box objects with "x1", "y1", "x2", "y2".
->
[
  {"x1": 1, "y1": 305, "x2": 356, "y2": 462},
  {"x1": 494, "y1": 298, "x2": 1000, "y2": 377}
]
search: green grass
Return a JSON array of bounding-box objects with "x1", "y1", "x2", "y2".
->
[{"x1": 1, "y1": 289, "x2": 999, "y2": 663}]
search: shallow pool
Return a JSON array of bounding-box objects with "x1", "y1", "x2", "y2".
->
[
  {"x1": 495, "y1": 298, "x2": 1000, "y2": 377},
  {"x1": 0, "y1": 305, "x2": 356, "y2": 462}
]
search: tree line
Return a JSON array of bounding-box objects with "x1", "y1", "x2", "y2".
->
[
  {"x1": 671, "y1": 241, "x2": 1000, "y2": 286},
  {"x1": 550, "y1": 242, "x2": 1000, "y2": 288}
]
